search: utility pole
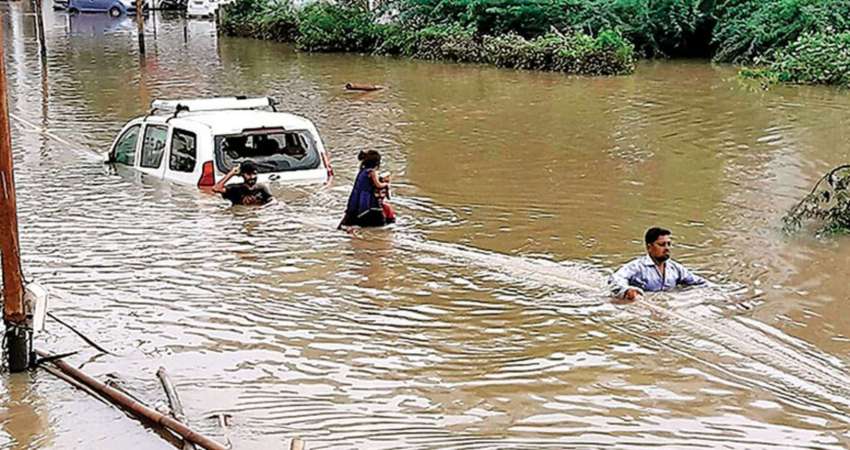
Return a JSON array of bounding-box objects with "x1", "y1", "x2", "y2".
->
[
  {"x1": 32, "y1": 0, "x2": 47, "y2": 59},
  {"x1": 0, "y1": 22, "x2": 30, "y2": 373},
  {"x1": 135, "y1": 0, "x2": 146, "y2": 56}
]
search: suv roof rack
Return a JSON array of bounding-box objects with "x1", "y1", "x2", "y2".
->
[{"x1": 149, "y1": 96, "x2": 279, "y2": 116}]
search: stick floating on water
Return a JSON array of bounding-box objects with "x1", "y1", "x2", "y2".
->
[
  {"x1": 345, "y1": 83, "x2": 383, "y2": 92},
  {"x1": 158, "y1": 367, "x2": 198, "y2": 450}
]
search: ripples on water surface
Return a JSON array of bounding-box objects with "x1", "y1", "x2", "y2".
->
[{"x1": 2, "y1": 3, "x2": 850, "y2": 449}]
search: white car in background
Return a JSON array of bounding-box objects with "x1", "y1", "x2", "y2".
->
[
  {"x1": 107, "y1": 97, "x2": 333, "y2": 187},
  {"x1": 186, "y1": 0, "x2": 217, "y2": 17}
]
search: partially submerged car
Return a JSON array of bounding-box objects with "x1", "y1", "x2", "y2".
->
[
  {"x1": 107, "y1": 97, "x2": 333, "y2": 188},
  {"x1": 67, "y1": 0, "x2": 142, "y2": 16},
  {"x1": 186, "y1": 0, "x2": 217, "y2": 17}
]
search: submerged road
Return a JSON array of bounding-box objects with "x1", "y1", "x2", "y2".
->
[{"x1": 2, "y1": 3, "x2": 850, "y2": 449}]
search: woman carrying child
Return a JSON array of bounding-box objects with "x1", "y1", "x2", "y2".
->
[{"x1": 338, "y1": 150, "x2": 396, "y2": 229}]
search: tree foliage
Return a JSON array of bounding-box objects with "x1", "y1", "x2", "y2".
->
[
  {"x1": 784, "y1": 165, "x2": 850, "y2": 234},
  {"x1": 220, "y1": 0, "x2": 850, "y2": 84},
  {"x1": 713, "y1": 0, "x2": 850, "y2": 62}
]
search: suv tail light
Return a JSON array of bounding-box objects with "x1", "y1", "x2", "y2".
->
[{"x1": 198, "y1": 161, "x2": 215, "y2": 187}]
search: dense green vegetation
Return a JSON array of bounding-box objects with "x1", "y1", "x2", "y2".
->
[
  {"x1": 741, "y1": 32, "x2": 850, "y2": 87},
  {"x1": 221, "y1": 0, "x2": 850, "y2": 84},
  {"x1": 219, "y1": 0, "x2": 299, "y2": 41},
  {"x1": 713, "y1": 0, "x2": 850, "y2": 63},
  {"x1": 388, "y1": 0, "x2": 714, "y2": 58},
  {"x1": 222, "y1": 0, "x2": 635, "y2": 75}
]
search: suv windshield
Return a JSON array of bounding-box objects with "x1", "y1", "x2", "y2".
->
[{"x1": 214, "y1": 130, "x2": 321, "y2": 174}]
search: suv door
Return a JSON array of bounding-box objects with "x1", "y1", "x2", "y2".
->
[
  {"x1": 164, "y1": 127, "x2": 199, "y2": 185},
  {"x1": 110, "y1": 123, "x2": 141, "y2": 166},
  {"x1": 137, "y1": 124, "x2": 170, "y2": 179}
]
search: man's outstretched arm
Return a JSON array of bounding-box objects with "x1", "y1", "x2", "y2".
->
[{"x1": 609, "y1": 261, "x2": 643, "y2": 299}]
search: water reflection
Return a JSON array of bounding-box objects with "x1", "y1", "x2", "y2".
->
[{"x1": 0, "y1": 373, "x2": 50, "y2": 450}]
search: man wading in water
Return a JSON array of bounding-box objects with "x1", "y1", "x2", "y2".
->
[
  {"x1": 609, "y1": 227, "x2": 707, "y2": 302},
  {"x1": 212, "y1": 160, "x2": 274, "y2": 206}
]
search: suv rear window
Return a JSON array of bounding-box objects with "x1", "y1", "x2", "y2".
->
[
  {"x1": 140, "y1": 125, "x2": 168, "y2": 169},
  {"x1": 169, "y1": 129, "x2": 197, "y2": 173},
  {"x1": 214, "y1": 130, "x2": 321, "y2": 174}
]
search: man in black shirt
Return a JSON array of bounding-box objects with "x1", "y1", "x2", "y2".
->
[{"x1": 212, "y1": 161, "x2": 273, "y2": 206}]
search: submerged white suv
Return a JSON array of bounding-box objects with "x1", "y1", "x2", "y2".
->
[{"x1": 106, "y1": 97, "x2": 332, "y2": 188}]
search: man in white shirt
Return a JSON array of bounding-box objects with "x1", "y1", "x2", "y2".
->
[{"x1": 610, "y1": 227, "x2": 707, "y2": 301}]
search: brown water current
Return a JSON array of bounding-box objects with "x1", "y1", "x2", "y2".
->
[{"x1": 2, "y1": 3, "x2": 850, "y2": 449}]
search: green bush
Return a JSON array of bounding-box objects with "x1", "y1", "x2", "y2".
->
[
  {"x1": 482, "y1": 33, "x2": 540, "y2": 69},
  {"x1": 743, "y1": 31, "x2": 850, "y2": 87},
  {"x1": 389, "y1": 0, "x2": 712, "y2": 57},
  {"x1": 568, "y1": 0, "x2": 713, "y2": 58},
  {"x1": 259, "y1": 1, "x2": 299, "y2": 41},
  {"x1": 375, "y1": 24, "x2": 634, "y2": 75},
  {"x1": 713, "y1": 0, "x2": 850, "y2": 62},
  {"x1": 220, "y1": 0, "x2": 297, "y2": 41},
  {"x1": 295, "y1": 2, "x2": 380, "y2": 52},
  {"x1": 410, "y1": 25, "x2": 483, "y2": 62},
  {"x1": 478, "y1": 31, "x2": 633, "y2": 73},
  {"x1": 219, "y1": 0, "x2": 264, "y2": 37},
  {"x1": 552, "y1": 30, "x2": 635, "y2": 74},
  {"x1": 463, "y1": 0, "x2": 570, "y2": 38},
  {"x1": 389, "y1": 0, "x2": 475, "y2": 29},
  {"x1": 374, "y1": 24, "x2": 419, "y2": 56}
]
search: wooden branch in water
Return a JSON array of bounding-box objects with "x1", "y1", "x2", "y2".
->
[
  {"x1": 345, "y1": 83, "x2": 383, "y2": 92},
  {"x1": 36, "y1": 350, "x2": 228, "y2": 450},
  {"x1": 41, "y1": 364, "x2": 109, "y2": 406},
  {"x1": 158, "y1": 367, "x2": 198, "y2": 450}
]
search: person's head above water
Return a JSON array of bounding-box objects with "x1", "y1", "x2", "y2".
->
[
  {"x1": 358, "y1": 150, "x2": 381, "y2": 170},
  {"x1": 240, "y1": 160, "x2": 259, "y2": 187},
  {"x1": 644, "y1": 227, "x2": 672, "y2": 263}
]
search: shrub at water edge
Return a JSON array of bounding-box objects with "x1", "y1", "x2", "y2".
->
[
  {"x1": 221, "y1": 0, "x2": 636, "y2": 76},
  {"x1": 742, "y1": 31, "x2": 850, "y2": 87},
  {"x1": 295, "y1": 2, "x2": 380, "y2": 52},
  {"x1": 713, "y1": 0, "x2": 850, "y2": 63},
  {"x1": 220, "y1": 0, "x2": 298, "y2": 41}
]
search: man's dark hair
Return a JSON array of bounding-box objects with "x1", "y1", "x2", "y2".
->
[
  {"x1": 645, "y1": 227, "x2": 671, "y2": 245},
  {"x1": 240, "y1": 160, "x2": 259, "y2": 175}
]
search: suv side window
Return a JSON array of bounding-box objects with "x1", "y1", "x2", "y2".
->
[
  {"x1": 113, "y1": 125, "x2": 140, "y2": 165},
  {"x1": 169, "y1": 129, "x2": 197, "y2": 173},
  {"x1": 140, "y1": 125, "x2": 168, "y2": 169}
]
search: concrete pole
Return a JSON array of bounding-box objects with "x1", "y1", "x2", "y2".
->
[{"x1": 0, "y1": 21, "x2": 29, "y2": 373}]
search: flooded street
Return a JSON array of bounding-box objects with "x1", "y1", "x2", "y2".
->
[{"x1": 3, "y1": 2, "x2": 850, "y2": 449}]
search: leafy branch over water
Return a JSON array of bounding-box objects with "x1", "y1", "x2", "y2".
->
[{"x1": 783, "y1": 165, "x2": 850, "y2": 234}]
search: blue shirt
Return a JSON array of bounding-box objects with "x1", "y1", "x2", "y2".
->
[{"x1": 609, "y1": 255, "x2": 707, "y2": 297}]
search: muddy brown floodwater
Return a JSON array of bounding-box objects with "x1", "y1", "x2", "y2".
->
[{"x1": 2, "y1": 2, "x2": 850, "y2": 449}]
